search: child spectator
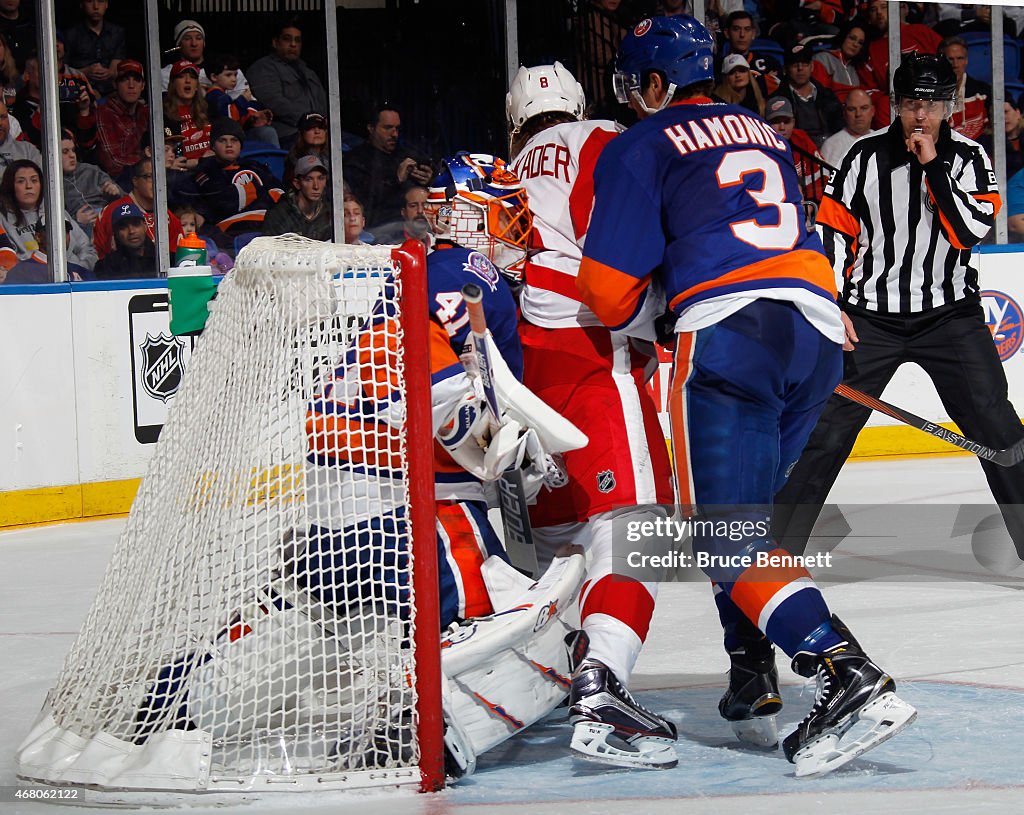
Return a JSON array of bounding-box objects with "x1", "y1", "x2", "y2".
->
[
  {"x1": 62, "y1": 0, "x2": 126, "y2": 98},
  {"x1": 343, "y1": 193, "x2": 369, "y2": 245},
  {"x1": 188, "y1": 117, "x2": 283, "y2": 236},
  {"x1": 62, "y1": 130, "x2": 122, "y2": 236},
  {"x1": 174, "y1": 204, "x2": 233, "y2": 272},
  {"x1": 205, "y1": 53, "x2": 278, "y2": 147},
  {"x1": 94, "y1": 58, "x2": 147, "y2": 188},
  {"x1": 93, "y1": 201, "x2": 157, "y2": 279},
  {"x1": 163, "y1": 59, "x2": 211, "y2": 167},
  {"x1": 0, "y1": 158, "x2": 96, "y2": 272}
]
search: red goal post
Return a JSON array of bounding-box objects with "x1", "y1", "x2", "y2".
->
[{"x1": 17, "y1": 236, "x2": 445, "y2": 801}]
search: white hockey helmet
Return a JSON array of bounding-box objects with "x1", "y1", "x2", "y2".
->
[
  {"x1": 427, "y1": 152, "x2": 532, "y2": 277},
  {"x1": 505, "y1": 61, "x2": 586, "y2": 134}
]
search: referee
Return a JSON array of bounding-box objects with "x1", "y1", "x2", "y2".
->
[{"x1": 775, "y1": 52, "x2": 1024, "y2": 557}]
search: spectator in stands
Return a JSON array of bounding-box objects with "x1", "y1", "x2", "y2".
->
[
  {"x1": 941, "y1": 36, "x2": 990, "y2": 142},
  {"x1": 0, "y1": 0, "x2": 34, "y2": 67},
  {"x1": 0, "y1": 32, "x2": 21, "y2": 106},
  {"x1": 164, "y1": 59, "x2": 211, "y2": 167},
  {"x1": 371, "y1": 182, "x2": 433, "y2": 246},
  {"x1": 13, "y1": 47, "x2": 98, "y2": 153},
  {"x1": 713, "y1": 53, "x2": 766, "y2": 116},
  {"x1": 819, "y1": 87, "x2": 874, "y2": 168},
  {"x1": 94, "y1": 58, "x2": 147, "y2": 188},
  {"x1": 720, "y1": 11, "x2": 781, "y2": 95},
  {"x1": 205, "y1": 53, "x2": 278, "y2": 147},
  {"x1": 773, "y1": 44, "x2": 843, "y2": 147},
  {"x1": 94, "y1": 157, "x2": 183, "y2": 260},
  {"x1": 344, "y1": 105, "x2": 432, "y2": 229},
  {"x1": 188, "y1": 117, "x2": 282, "y2": 236},
  {"x1": 1008, "y1": 166, "x2": 1024, "y2": 242},
  {"x1": 262, "y1": 154, "x2": 332, "y2": 241},
  {"x1": 0, "y1": 158, "x2": 97, "y2": 272},
  {"x1": 982, "y1": 98, "x2": 1024, "y2": 181},
  {"x1": 160, "y1": 19, "x2": 250, "y2": 102},
  {"x1": 766, "y1": 96, "x2": 827, "y2": 205},
  {"x1": 283, "y1": 110, "x2": 329, "y2": 185},
  {"x1": 62, "y1": 131, "x2": 121, "y2": 237},
  {"x1": 62, "y1": 0, "x2": 125, "y2": 98},
  {"x1": 343, "y1": 193, "x2": 370, "y2": 245},
  {"x1": 861, "y1": 0, "x2": 942, "y2": 125},
  {"x1": 0, "y1": 99, "x2": 40, "y2": 172},
  {"x1": 246, "y1": 17, "x2": 328, "y2": 147},
  {"x1": 93, "y1": 202, "x2": 157, "y2": 279},
  {"x1": 575, "y1": 0, "x2": 628, "y2": 117},
  {"x1": 173, "y1": 204, "x2": 233, "y2": 272},
  {"x1": 811, "y1": 21, "x2": 868, "y2": 104}
]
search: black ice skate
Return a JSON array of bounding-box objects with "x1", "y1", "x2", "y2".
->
[
  {"x1": 782, "y1": 623, "x2": 917, "y2": 777},
  {"x1": 568, "y1": 658, "x2": 678, "y2": 769},
  {"x1": 719, "y1": 638, "x2": 783, "y2": 749}
]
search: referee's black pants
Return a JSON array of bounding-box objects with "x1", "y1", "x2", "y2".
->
[{"x1": 774, "y1": 297, "x2": 1024, "y2": 556}]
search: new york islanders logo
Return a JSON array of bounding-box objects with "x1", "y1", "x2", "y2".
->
[
  {"x1": 634, "y1": 18, "x2": 652, "y2": 36},
  {"x1": 464, "y1": 251, "x2": 500, "y2": 290},
  {"x1": 981, "y1": 290, "x2": 1024, "y2": 362},
  {"x1": 140, "y1": 333, "x2": 187, "y2": 402}
]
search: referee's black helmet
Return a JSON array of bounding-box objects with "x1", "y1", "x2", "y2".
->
[{"x1": 892, "y1": 52, "x2": 957, "y2": 101}]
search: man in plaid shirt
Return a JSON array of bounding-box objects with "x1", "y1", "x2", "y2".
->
[{"x1": 95, "y1": 59, "x2": 148, "y2": 188}]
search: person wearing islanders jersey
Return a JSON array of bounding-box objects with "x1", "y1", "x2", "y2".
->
[
  {"x1": 505, "y1": 61, "x2": 678, "y2": 770},
  {"x1": 577, "y1": 16, "x2": 916, "y2": 776}
]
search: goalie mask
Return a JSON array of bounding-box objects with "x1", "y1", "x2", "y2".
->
[{"x1": 427, "y1": 152, "x2": 533, "y2": 278}]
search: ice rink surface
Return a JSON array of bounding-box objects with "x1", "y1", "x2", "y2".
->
[{"x1": 3, "y1": 456, "x2": 1023, "y2": 815}]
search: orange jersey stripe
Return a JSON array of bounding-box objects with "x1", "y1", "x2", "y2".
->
[
  {"x1": 817, "y1": 196, "x2": 860, "y2": 239},
  {"x1": 576, "y1": 257, "x2": 650, "y2": 328},
  {"x1": 974, "y1": 191, "x2": 1002, "y2": 217},
  {"x1": 304, "y1": 413, "x2": 403, "y2": 469},
  {"x1": 669, "y1": 249, "x2": 836, "y2": 312},
  {"x1": 729, "y1": 548, "x2": 812, "y2": 624},
  {"x1": 437, "y1": 502, "x2": 493, "y2": 619}
]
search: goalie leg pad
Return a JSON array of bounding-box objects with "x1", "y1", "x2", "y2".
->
[{"x1": 441, "y1": 553, "x2": 586, "y2": 762}]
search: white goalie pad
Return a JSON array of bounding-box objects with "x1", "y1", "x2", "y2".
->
[
  {"x1": 478, "y1": 331, "x2": 589, "y2": 454},
  {"x1": 440, "y1": 553, "x2": 586, "y2": 774}
]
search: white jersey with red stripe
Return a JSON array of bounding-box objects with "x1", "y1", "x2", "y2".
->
[{"x1": 510, "y1": 119, "x2": 622, "y2": 329}]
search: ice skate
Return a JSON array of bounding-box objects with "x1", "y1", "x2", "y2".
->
[
  {"x1": 783, "y1": 626, "x2": 917, "y2": 777},
  {"x1": 719, "y1": 639, "x2": 783, "y2": 749},
  {"x1": 568, "y1": 658, "x2": 678, "y2": 769}
]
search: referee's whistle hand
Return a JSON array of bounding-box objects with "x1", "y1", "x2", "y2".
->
[
  {"x1": 841, "y1": 312, "x2": 859, "y2": 352},
  {"x1": 906, "y1": 132, "x2": 937, "y2": 165}
]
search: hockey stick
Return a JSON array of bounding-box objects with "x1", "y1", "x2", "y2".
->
[
  {"x1": 834, "y1": 383, "x2": 1024, "y2": 467},
  {"x1": 461, "y1": 283, "x2": 539, "y2": 575}
]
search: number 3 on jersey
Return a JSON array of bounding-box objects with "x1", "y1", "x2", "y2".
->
[
  {"x1": 716, "y1": 150, "x2": 800, "y2": 251},
  {"x1": 434, "y1": 291, "x2": 470, "y2": 337}
]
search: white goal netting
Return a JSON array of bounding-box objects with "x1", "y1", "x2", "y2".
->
[{"x1": 17, "y1": 236, "x2": 438, "y2": 798}]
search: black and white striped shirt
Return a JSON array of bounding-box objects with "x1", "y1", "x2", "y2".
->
[{"x1": 816, "y1": 122, "x2": 1000, "y2": 313}]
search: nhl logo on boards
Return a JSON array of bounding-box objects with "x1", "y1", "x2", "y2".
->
[
  {"x1": 596, "y1": 469, "x2": 617, "y2": 493},
  {"x1": 140, "y1": 333, "x2": 187, "y2": 402},
  {"x1": 464, "y1": 251, "x2": 500, "y2": 290},
  {"x1": 981, "y1": 290, "x2": 1024, "y2": 362}
]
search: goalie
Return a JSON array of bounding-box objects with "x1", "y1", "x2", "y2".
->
[{"x1": 138, "y1": 160, "x2": 589, "y2": 780}]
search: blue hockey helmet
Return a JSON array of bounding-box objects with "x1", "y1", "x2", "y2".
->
[
  {"x1": 613, "y1": 15, "x2": 715, "y2": 114},
  {"x1": 427, "y1": 152, "x2": 532, "y2": 276}
]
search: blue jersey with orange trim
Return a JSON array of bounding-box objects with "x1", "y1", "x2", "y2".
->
[
  {"x1": 577, "y1": 98, "x2": 837, "y2": 332},
  {"x1": 427, "y1": 245, "x2": 523, "y2": 379}
]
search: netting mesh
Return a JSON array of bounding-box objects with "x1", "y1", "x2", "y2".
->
[{"x1": 20, "y1": 236, "x2": 427, "y2": 794}]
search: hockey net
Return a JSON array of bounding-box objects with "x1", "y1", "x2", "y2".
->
[{"x1": 17, "y1": 236, "x2": 443, "y2": 799}]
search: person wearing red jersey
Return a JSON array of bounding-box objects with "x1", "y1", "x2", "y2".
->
[
  {"x1": 576, "y1": 15, "x2": 917, "y2": 777},
  {"x1": 506, "y1": 61, "x2": 677, "y2": 770}
]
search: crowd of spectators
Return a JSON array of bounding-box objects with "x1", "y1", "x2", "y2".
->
[{"x1": 5, "y1": 0, "x2": 1024, "y2": 285}]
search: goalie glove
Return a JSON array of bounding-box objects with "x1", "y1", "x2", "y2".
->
[{"x1": 437, "y1": 386, "x2": 530, "y2": 483}]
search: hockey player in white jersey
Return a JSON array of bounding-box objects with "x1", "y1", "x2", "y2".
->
[{"x1": 506, "y1": 62, "x2": 677, "y2": 769}]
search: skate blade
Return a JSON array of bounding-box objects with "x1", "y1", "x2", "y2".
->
[
  {"x1": 570, "y1": 721, "x2": 678, "y2": 770},
  {"x1": 731, "y1": 715, "x2": 779, "y2": 749},
  {"x1": 793, "y1": 692, "x2": 918, "y2": 778}
]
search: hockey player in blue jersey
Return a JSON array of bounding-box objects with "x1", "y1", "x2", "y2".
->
[{"x1": 575, "y1": 15, "x2": 917, "y2": 776}]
